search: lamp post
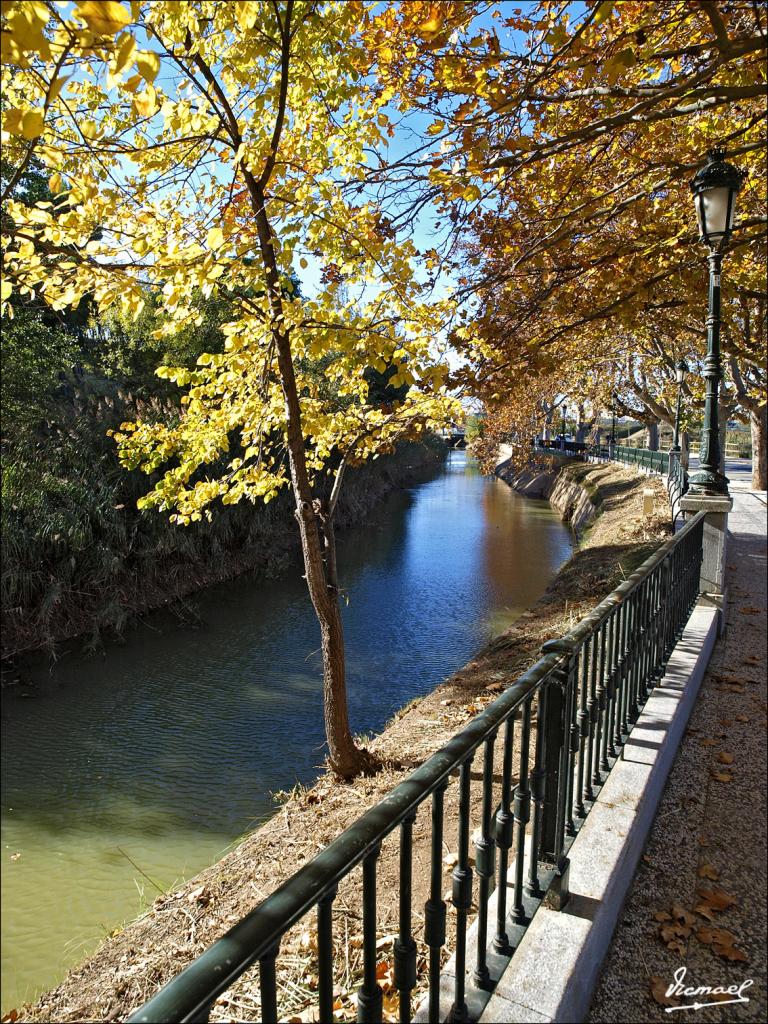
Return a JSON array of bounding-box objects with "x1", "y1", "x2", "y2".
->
[
  {"x1": 671, "y1": 358, "x2": 689, "y2": 453},
  {"x1": 610, "y1": 399, "x2": 616, "y2": 446},
  {"x1": 688, "y1": 149, "x2": 744, "y2": 495},
  {"x1": 561, "y1": 405, "x2": 567, "y2": 450}
]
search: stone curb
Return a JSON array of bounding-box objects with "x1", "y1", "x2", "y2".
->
[{"x1": 478, "y1": 600, "x2": 719, "y2": 1023}]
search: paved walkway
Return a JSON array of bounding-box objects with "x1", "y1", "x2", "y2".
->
[{"x1": 589, "y1": 488, "x2": 767, "y2": 1023}]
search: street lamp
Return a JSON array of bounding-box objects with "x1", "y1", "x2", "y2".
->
[
  {"x1": 610, "y1": 399, "x2": 616, "y2": 446},
  {"x1": 671, "y1": 358, "x2": 689, "y2": 453},
  {"x1": 688, "y1": 148, "x2": 745, "y2": 495}
]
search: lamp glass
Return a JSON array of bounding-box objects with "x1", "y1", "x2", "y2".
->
[
  {"x1": 675, "y1": 363, "x2": 687, "y2": 385},
  {"x1": 695, "y1": 186, "x2": 736, "y2": 244}
]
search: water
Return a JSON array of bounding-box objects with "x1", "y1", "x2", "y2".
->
[{"x1": 0, "y1": 453, "x2": 572, "y2": 1011}]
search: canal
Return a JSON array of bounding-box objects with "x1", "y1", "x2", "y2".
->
[{"x1": 0, "y1": 452, "x2": 572, "y2": 1011}]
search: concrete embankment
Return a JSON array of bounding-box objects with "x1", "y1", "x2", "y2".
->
[{"x1": 495, "y1": 444, "x2": 599, "y2": 533}]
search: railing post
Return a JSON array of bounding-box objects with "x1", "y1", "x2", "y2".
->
[
  {"x1": 425, "y1": 784, "x2": 448, "y2": 1024},
  {"x1": 395, "y1": 815, "x2": 418, "y2": 1024},
  {"x1": 449, "y1": 758, "x2": 474, "y2": 1023},
  {"x1": 317, "y1": 886, "x2": 337, "y2": 1024},
  {"x1": 357, "y1": 845, "x2": 383, "y2": 1023},
  {"x1": 259, "y1": 943, "x2": 280, "y2": 1024},
  {"x1": 538, "y1": 642, "x2": 578, "y2": 910},
  {"x1": 473, "y1": 737, "x2": 496, "y2": 988},
  {"x1": 493, "y1": 714, "x2": 516, "y2": 953}
]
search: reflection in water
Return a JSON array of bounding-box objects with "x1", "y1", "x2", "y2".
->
[{"x1": 0, "y1": 452, "x2": 572, "y2": 1010}]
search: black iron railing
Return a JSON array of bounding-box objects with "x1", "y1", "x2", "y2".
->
[
  {"x1": 589, "y1": 443, "x2": 669, "y2": 474},
  {"x1": 667, "y1": 452, "x2": 690, "y2": 526},
  {"x1": 534, "y1": 439, "x2": 588, "y2": 456},
  {"x1": 128, "y1": 512, "x2": 705, "y2": 1024}
]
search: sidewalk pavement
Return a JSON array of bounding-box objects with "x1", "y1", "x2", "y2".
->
[{"x1": 588, "y1": 488, "x2": 767, "y2": 1023}]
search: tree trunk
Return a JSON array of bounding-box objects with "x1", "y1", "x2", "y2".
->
[
  {"x1": 248, "y1": 175, "x2": 366, "y2": 779},
  {"x1": 543, "y1": 405, "x2": 553, "y2": 440},
  {"x1": 751, "y1": 405, "x2": 767, "y2": 491},
  {"x1": 645, "y1": 420, "x2": 659, "y2": 450}
]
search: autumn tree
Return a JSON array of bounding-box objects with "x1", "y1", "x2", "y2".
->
[
  {"x1": 359, "y1": 1, "x2": 766, "y2": 484},
  {"x1": 1, "y1": 0, "x2": 460, "y2": 777}
]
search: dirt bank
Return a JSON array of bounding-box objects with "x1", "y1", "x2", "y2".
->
[
  {"x1": 17, "y1": 463, "x2": 671, "y2": 1024},
  {"x1": 1, "y1": 440, "x2": 445, "y2": 668}
]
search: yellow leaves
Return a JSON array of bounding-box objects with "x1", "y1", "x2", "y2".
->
[
  {"x1": 604, "y1": 47, "x2": 636, "y2": 83},
  {"x1": 113, "y1": 32, "x2": 136, "y2": 74},
  {"x1": 18, "y1": 241, "x2": 35, "y2": 258},
  {"x1": 81, "y1": 118, "x2": 100, "y2": 140},
  {"x1": 136, "y1": 50, "x2": 160, "y2": 84},
  {"x1": 426, "y1": 121, "x2": 445, "y2": 135},
  {"x1": 4, "y1": 107, "x2": 46, "y2": 141},
  {"x1": 593, "y1": 2, "x2": 614, "y2": 25},
  {"x1": 2, "y1": 108, "x2": 24, "y2": 135},
  {"x1": 1, "y1": 280, "x2": 12, "y2": 303},
  {"x1": 123, "y1": 73, "x2": 143, "y2": 93},
  {"x1": 132, "y1": 85, "x2": 157, "y2": 118},
  {"x1": 20, "y1": 109, "x2": 45, "y2": 140},
  {"x1": 0, "y1": 29, "x2": 25, "y2": 66},
  {"x1": 417, "y1": 6, "x2": 444, "y2": 37},
  {"x1": 235, "y1": 1, "x2": 259, "y2": 31},
  {"x1": 75, "y1": 1, "x2": 131, "y2": 36},
  {"x1": 4, "y1": 3, "x2": 51, "y2": 60},
  {"x1": 206, "y1": 226, "x2": 225, "y2": 250},
  {"x1": 48, "y1": 75, "x2": 70, "y2": 102}
]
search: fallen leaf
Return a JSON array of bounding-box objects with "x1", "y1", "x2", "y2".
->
[
  {"x1": 700, "y1": 737, "x2": 719, "y2": 747},
  {"x1": 738, "y1": 606, "x2": 761, "y2": 614},
  {"x1": 717, "y1": 752, "x2": 734, "y2": 764},
  {"x1": 713, "y1": 941, "x2": 748, "y2": 962},
  {"x1": 376, "y1": 959, "x2": 395, "y2": 991},
  {"x1": 188, "y1": 885, "x2": 210, "y2": 904},
  {"x1": 9, "y1": 853, "x2": 21, "y2": 862},
  {"x1": 696, "y1": 886, "x2": 737, "y2": 911},
  {"x1": 697, "y1": 864, "x2": 719, "y2": 880},
  {"x1": 650, "y1": 976, "x2": 680, "y2": 1008},
  {"x1": 694, "y1": 903, "x2": 718, "y2": 921},
  {"x1": 671, "y1": 903, "x2": 696, "y2": 927},
  {"x1": 654, "y1": 910, "x2": 672, "y2": 922},
  {"x1": 742, "y1": 655, "x2": 760, "y2": 665},
  {"x1": 443, "y1": 853, "x2": 458, "y2": 869},
  {"x1": 712, "y1": 771, "x2": 732, "y2": 782},
  {"x1": 667, "y1": 938, "x2": 686, "y2": 955},
  {"x1": 735, "y1": 714, "x2": 750, "y2": 722}
]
